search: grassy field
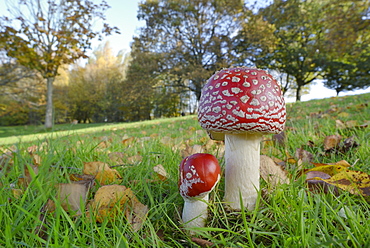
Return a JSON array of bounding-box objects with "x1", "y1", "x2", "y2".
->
[{"x1": 0, "y1": 93, "x2": 369, "y2": 247}]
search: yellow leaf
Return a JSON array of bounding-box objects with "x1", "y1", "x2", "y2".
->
[
  {"x1": 311, "y1": 170, "x2": 370, "y2": 196},
  {"x1": 337, "y1": 112, "x2": 349, "y2": 118},
  {"x1": 83, "y1": 161, "x2": 122, "y2": 185},
  {"x1": 307, "y1": 164, "x2": 348, "y2": 177}
]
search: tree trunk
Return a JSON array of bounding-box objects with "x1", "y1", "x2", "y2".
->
[
  {"x1": 295, "y1": 84, "x2": 302, "y2": 101},
  {"x1": 45, "y1": 77, "x2": 55, "y2": 128}
]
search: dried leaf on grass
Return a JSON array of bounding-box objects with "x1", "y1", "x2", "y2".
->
[
  {"x1": 307, "y1": 160, "x2": 351, "y2": 176},
  {"x1": 191, "y1": 237, "x2": 214, "y2": 247},
  {"x1": 0, "y1": 151, "x2": 14, "y2": 170},
  {"x1": 323, "y1": 134, "x2": 342, "y2": 151},
  {"x1": 323, "y1": 135, "x2": 359, "y2": 154},
  {"x1": 153, "y1": 164, "x2": 168, "y2": 181},
  {"x1": 295, "y1": 148, "x2": 314, "y2": 164},
  {"x1": 180, "y1": 144, "x2": 204, "y2": 158},
  {"x1": 83, "y1": 161, "x2": 122, "y2": 185},
  {"x1": 260, "y1": 155, "x2": 290, "y2": 188},
  {"x1": 88, "y1": 184, "x2": 148, "y2": 231},
  {"x1": 305, "y1": 161, "x2": 370, "y2": 196},
  {"x1": 57, "y1": 183, "x2": 90, "y2": 214}
]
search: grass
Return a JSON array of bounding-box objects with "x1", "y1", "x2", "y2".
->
[{"x1": 0, "y1": 93, "x2": 369, "y2": 247}]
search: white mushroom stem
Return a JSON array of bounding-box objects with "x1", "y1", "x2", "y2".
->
[
  {"x1": 182, "y1": 194, "x2": 209, "y2": 230},
  {"x1": 223, "y1": 133, "x2": 262, "y2": 210}
]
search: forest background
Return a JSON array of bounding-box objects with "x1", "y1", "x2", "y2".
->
[{"x1": 0, "y1": 0, "x2": 369, "y2": 127}]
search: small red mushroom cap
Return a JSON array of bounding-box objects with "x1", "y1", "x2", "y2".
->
[
  {"x1": 198, "y1": 67, "x2": 286, "y2": 140},
  {"x1": 179, "y1": 153, "x2": 221, "y2": 199}
]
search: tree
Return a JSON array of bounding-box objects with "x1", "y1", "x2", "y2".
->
[
  {"x1": 120, "y1": 38, "x2": 162, "y2": 121},
  {"x1": 136, "y1": 0, "x2": 243, "y2": 100},
  {"x1": 319, "y1": 0, "x2": 370, "y2": 94},
  {"x1": 237, "y1": 0, "x2": 326, "y2": 101},
  {"x1": 0, "y1": 0, "x2": 119, "y2": 128},
  {"x1": 67, "y1": 42, "x2": 127, "y2": 123}
]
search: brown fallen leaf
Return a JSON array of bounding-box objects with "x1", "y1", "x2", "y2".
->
[
  {"x1": 153, "y1": 164, "x2": 168, "y2": 181},
  {"x1": 335, "y1": 119, "x2": 347, "y2": 129},
  {"x1": 108, "y1": 152, "x2": 126, "y2": 164},
  {"x1": 89, "y1": 184, "x2": 148, "y2": 231},
  {"x1": 323, "y1": 134, "x2": 342, "y2": 151},
  {"x1": 272, "y1": 131, "x2": 286, "y2": 146},
  {"x1": 122, "y1": 136, "x2": 135, "y2": 146},
  {"x1": 22, "y1": 164, "x2": 40, "y2": 187},
  {"x1": 30, "y1": 153, "x2": 42, "y2": 166},
  {"x1": 57, "y1": 183, "x2": 90, "y2": 214},
  {"x1": 191, "y1": 237, "x2": 214, "y2": 247},
  {"x1": 83, "y1": 161, "x2": 122, "y2": 185},
  {"x1": 69, "y1": 173, "x2": 95, "y2": 182},
  {"x1": 340, "y1": 136, "x2": 359, "y2": 153},
  {"x1": 0, "y1": 151, "x2": 14, "y2": 170},
  {"x1": 260, "y1": 155, "x2": 290, "y2": 188},
  {"x1": 295, "y1": 148, "x2": 314, "y2": 164},
  {"x1": 180, "y1": 144, "x2": 204, "y2": 158},
  {"x1": 126, "y1": 154, "x2": 143, "y2": 164}
]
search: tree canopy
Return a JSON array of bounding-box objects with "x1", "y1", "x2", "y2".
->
[{"x1": 136, "y1": 0, "x2": 244, "y2": 100}]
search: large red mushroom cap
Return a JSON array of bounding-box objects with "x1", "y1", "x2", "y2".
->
[
  {"x1": 198, "y1": 67, "x2": 286, "y2": 140},
  {"x1": 179, "y1": 153, "x2": 221, "y2": 199}
]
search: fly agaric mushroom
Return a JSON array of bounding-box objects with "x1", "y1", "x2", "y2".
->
[
  {"x1": 179, "y1": 153, "x2": 221, "y2": 230},
  {"x1": 198, "y1": 67, "x2": 286, "y2": 210}
]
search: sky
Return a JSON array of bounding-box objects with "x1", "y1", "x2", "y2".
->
[{"x1": 1, "y1": 0, "x2": 369, "y2": 102}]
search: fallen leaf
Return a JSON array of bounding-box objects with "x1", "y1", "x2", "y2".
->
[
  {"x1": 122, "y1": 136, "x2": 135, "y2": 146},
  {"x1": 126, "y1": 154, "x2": 143, "y2": 164},
  {"x1": 305, "y1": 171, "x2": 339, "y2": 195},
  {"x1": 294, "y1": 148, "x2": 314, "y2": 164},
  {"x1": 23, "y1": 164, "x2": 40, "y2": 186},
  {"x1": 0, "y1": 151, "x2": 14, "y2": 170},
  {"x1": 272, "y1": 131, "x2": 286, "y2": 146},
  {"x1": 108, "y1": 152, "x2": 126, "y2": 164},
  {"x1": 308, "y1": 161, "x2": 350, "y2": 176},
  {"x1": 180, "y1": 144, "x2": 204, "y2": 158},
  {"x1": 11, "y1": 188, "x2": 23, "y2": 199},
  {"x1": 346, "y1": 103, "x2": 368, "y2": 110},
  {"x1": 191, "y1": 237, "x2": 214, "y2": 247},
  {"x1": 323, "y1": 134, "x2": 342, "y2": 151},
  {"x1": 57, "y1": 183, "x2": 90, "y2": 214},
  {"x1": 89, "y1": 184, "x2": 148, "y2": 231},
  {"x1": 335, "y1": 119, "x2": 347, "y2": 129},
  {"x1": 344, "y1": 120, "x2": 358, "y2": 129},
  {"x1": 337, "y1": 112, "x2": 349, "y2": 118},
  {"x1": 83, "y1": 161, "x2": 122, "y2": 185},
  {"x1": 69, "y1": 173, "x2": 95, "y2": 182},
  {"x1": 260, "y1": 155, "x2": 290, "y2": 188},
  {"x1": 285, "y1": 150, "x2": 297, "y2": 164},
  {"x1": 153, "y1": 164, "x2": 168, "y2": 181},
  {"x1": 340, "y1": 136, "x2": 359, "y2": 153},
  {"x1": 126, "y1": 193, "x2": 149, "y2": 232},
  {"x1": 160, "y1": 136, "x2": 173, "y2": 146},
  {"x1": 30, "y1": 153, "x2": 42, "y2": 166},
  {"x1": 308, "y1": 170, "x2": 370, "y2": 196}
]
